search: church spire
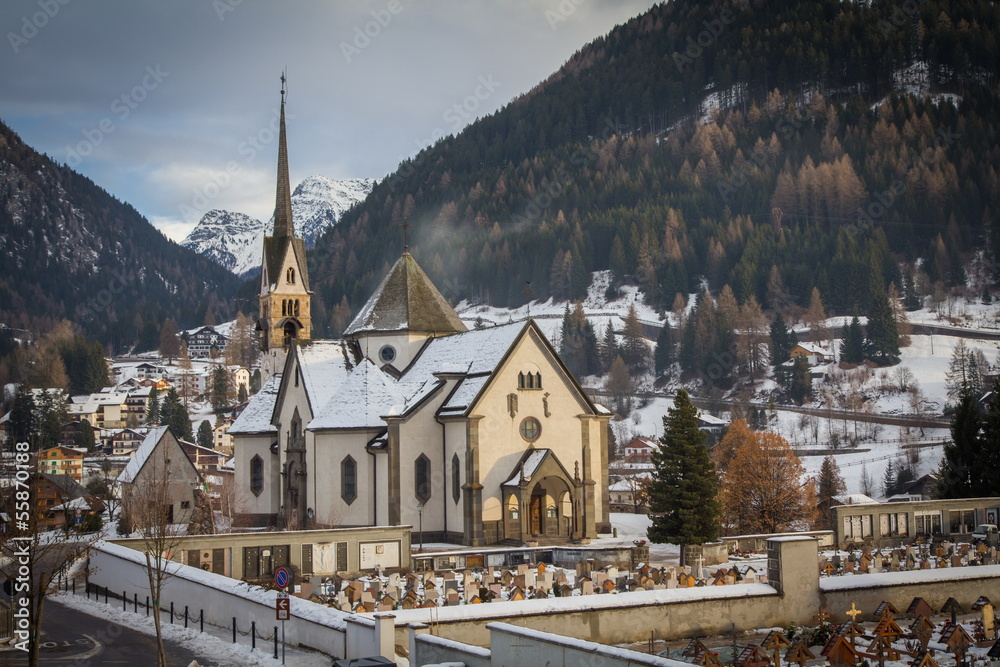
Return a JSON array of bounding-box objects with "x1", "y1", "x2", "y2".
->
[{"x1": 273, "y1": 72, "x2": 294, "y2": 238}]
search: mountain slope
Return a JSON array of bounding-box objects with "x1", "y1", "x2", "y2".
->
[
  {"x1": 0, "y1": 119, "x2": 242, "y2": 347},
  {"x1": 309, "y1": 0, "x2": 1000, "y2": 332},
  {"x1": 182, "y1": 175, "x2": 374, "y2": 276}
]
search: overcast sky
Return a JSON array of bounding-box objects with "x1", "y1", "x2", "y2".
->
[{"x1": 1, "y1": 0, "x2": 656, "y2": 241}]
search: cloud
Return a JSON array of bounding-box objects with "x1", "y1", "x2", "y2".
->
[{"x1": 0, "y1": 0, "x2": 657, "y2": 237}]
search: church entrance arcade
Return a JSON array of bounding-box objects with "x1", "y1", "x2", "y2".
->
[{"x1": 502, "y1": 449, "x2": 581, "y2": 544}]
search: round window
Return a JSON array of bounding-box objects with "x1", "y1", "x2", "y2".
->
[
  {"x1": 378, "y1": 345, "x2": 396, "y2": 364},
  {"x1": 519, "y1": 417, "x2": 541, "y2": 442}
]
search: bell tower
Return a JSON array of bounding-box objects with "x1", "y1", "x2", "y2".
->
[{"x1": 258, "y1": 74, "x2": 311, "y2": 380}]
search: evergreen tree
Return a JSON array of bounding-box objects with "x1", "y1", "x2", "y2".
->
[
  {"x1": 9, "y1": 384, "x2": 35, "y2": 447},
  {"x1": 250, "y1": 369, "x2": 261, "y2": 395},
  {"x1": 210, "y1": 365, "x2": 232, "y2": 413},
  {"x1": 978, "y1": 386, "x2": 1000, "y2": 497},
  {"x1": 160, "y1": 387, "x2": 193, "y2": 442},
  {"x1": 882, "y1": 459, "x2": 897, "y2": 498},
  {"x1": 679, "y1": 311, "x2": 697, "y2": 373},
  {"x1": 599, "y1": 322, "x2": 618, "y2": 372},
  {"x1": 840, "y1": 316, "x2": 865, "y2": 364},
  {"x1": 936, "y1": 391, "x2": 982, "y2": 498},
  {"x1": 145, "y1": 385, "x2": 160, "y2": 424},
  {"x1": 197, "y1": 420, "x2": 213, "y2": 450},
  {"x1": 647, "y1": 389, "x2": 720, "y2": 549},
  {"x1": 654, "y1": 321, "x2": 674, "y2": 377},
  {"x1": 789, "y1": 356, "x2": 811, "y2": 403},
  {"x1": 74, "y1": 419, "x2": 96, "y2": 452},
  {"x1": 815, "y1": 455, "x2": 846, "y2": 529},
  {"x1": 238, "y1": 383, "x2": 248, "y2": 404},
  {"x1": 620, "y1": 303, "x2": 649, "y2": 373},
  {"x1": 769, "y1": 312, "x2": 794, "y2": 369},
  {"x1": 865, "y1": 287, "x2": 900, "y2": 365},
  {"x1": 34, "y1": 389, "x2": 68, "y2": 450}
]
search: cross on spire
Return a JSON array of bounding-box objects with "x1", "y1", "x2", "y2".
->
[
  {"x1": 280, "y1": 71, "x2": 286, "y2": 100},
  {"x1": 402, "y1": 218, "x2": 410, "y2": 253}
]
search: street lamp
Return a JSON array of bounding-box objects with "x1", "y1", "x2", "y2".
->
[{"x1": 416, "y1": 503, "x2": 424, "y2": 553}]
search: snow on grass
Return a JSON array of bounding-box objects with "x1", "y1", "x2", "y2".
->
[{"x1": 51, "y1": 590, "x2": 331, "y2": 667}]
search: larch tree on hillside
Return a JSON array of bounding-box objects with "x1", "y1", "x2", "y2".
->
[
  {"x1": 159, "y1": 318, "x2": 180, "y2": 364},
  {"x1": 815, "y1": 455, "x2": 846, "y2": 530},
  {"x1": 718, "y1": 428, "x2": 815, "y2": 534},
  {"x1": 647, "y1": 389, "x2": 720, "y2": 552}
]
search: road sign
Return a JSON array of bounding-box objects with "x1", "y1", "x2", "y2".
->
[
  {"x1": 275, "y1": 592, "x2": 290, "y2": 621},
  {"x1": 274, "y1": 567, "x2": 290, "y2": 589}
]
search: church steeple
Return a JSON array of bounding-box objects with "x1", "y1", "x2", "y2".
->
[
  {"x1": 257, "y1": 73, "x2": 312, "y2": 380},
  {"x1": 273, "y1": 73, "x2": 294, "y2": 239}
]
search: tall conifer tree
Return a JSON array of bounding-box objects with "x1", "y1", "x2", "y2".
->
[{"x1": 647, "y1": 389, "x2": 720, "y2": 550}]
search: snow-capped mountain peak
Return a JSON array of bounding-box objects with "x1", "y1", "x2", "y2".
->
[{"x1": 181, "y1": 175, "x2": 374, "y2": 276}]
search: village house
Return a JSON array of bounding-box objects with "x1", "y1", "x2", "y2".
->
[
  {"x1": 179, "y1": 439, "x2": 228, "y2": 474},
  {"x1": 67, "y1": 391, "x2": 128, "y2": 429},
  {"x1": 117, "y1": 426, "x2": 202, "y2": 526},
  {"x1": 213, "y1": 418, "x2": 234, "y2": 456},
  {"x1": 123, "y1": 385, "x2": 153, "y2": 425},
  {"x1": 109, "y1": 428, "x2": 147, "y2": 456},
  {"x1": 696, "y1": 412, "x2": 728, "y2": 437},
  {"x1": 789, "y1": 342, "x2": 832, "y2": 366},
  {"x1": 231, "y1": 92, "x2": 611, "y2": 546},
  {"x1": 134, "y1": 362, "x2": 170, "y2": 380},
  {"x1": 186, "y1": 326, "x2": 228, "y2": 358},
  {"x1": 35, "y1": 445, "x2": 86, "y2": 481},
  {"x1": 29, "y1": 473, "x2": 88, "y2": 530}
]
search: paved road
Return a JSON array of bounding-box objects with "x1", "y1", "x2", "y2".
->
[
  {"x1": 587, "y1": 388, "x2": 950, "y2": 428},
  {"x1": 1, "y1": 599, "x2": 206, "y2": 666}
]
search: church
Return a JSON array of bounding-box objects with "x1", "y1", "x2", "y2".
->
[{"x1": 230, "y1": 84, "x2": 611, "y2": 546}]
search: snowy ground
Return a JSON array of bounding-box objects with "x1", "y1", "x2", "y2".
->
[{"x1": 51, "y1": 590, "x2": 330, "y2": 667}]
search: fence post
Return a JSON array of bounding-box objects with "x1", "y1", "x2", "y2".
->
[
  {"x1": 170, "y1": 601, "x2": 174, "y2": 624},
  {"x1": 146, "y1": 596, "x2": 150, "y2": 617},
  {"x1": 200, "y1": 610, "x2": 204, "y2": 633},
  {"x1": 232, "y1": 618, "x2": 236, "y2": 644},
  {"x1": 251, "y1": 621, "x2": 256, "y2": 650},
  {"x1": 123, "y1": 591, "x2": 126, "y2": 611},
  {"x1": 274, "y1": 627, "x2": 278, "y2": 659},
  {"x1": 184, "y1": 606, "x2": 189, "y2": 629},
  {"x1": 72, "y1": 579, "x2": 75, "y2": 595},
  {"x1": 104, "y1": 586, "x2": 108, "y2": 604},
  {"x1": 134, "y1": 593, "x2": 138, "y2": 613}
]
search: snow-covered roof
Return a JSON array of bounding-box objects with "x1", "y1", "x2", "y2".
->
[
  {"x1": 794, "y1": 342, "x2": 828, "y2": 355},
  {"x1": 117, "y1": 425, "x2": 169, "y2": 484},
  {"x1": 51, "y1": 496, "x2": 96, "y2": 512},
  {"x1": 833, "y1": 493, "x2": 878, "y2": 505},
  {"x1": 502, "y1": 448, "x2": 551, "y2": 487},
  {"x1": 696, "y1": 412, "x2": 728, "y2": 426},
  {"x1": 229, "y1": 375, "x2": 281, "y2": 435},
  {"x1": 295, "y1": 340, "x2": 352, "y2": 411},
  {"x1": 309, "y1": 360, "x2": 405, "y2": 430},
  {"x1": 343, "y1": 252, "x2": 467, "y2": 336},
  {"x1": 438, "y1": 374, "x2": 490, "y2": 414}
]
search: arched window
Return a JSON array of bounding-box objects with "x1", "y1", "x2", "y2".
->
[
  {"x1": 250, "y1": 455, "x2": 263, "y2": 496},
  {"x1": 294, "y1": 300, "x2": 300, "y2": 316},
  {"x1": 452, "y1": 453, "x2": 461, "y2": 503},
  {"x1": 287, "y1": 267, "x2": 295, "y2": 284},
  {"x1": 518, "y1": 372, "x2": 525, "y2": 389},
  {"x1": 281, "y1": 300, "x2": 286, "y2": 317},
  {"x1": 415, "y1": 454, "x2": 431, "y2": 503},
  {"x1": 341, "y1": 456, "x2": 357, "y2": 504},
  {"x1": 535, "y1": 372, "x2": 542, "y2": 388}
]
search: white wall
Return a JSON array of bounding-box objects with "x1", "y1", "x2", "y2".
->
[{"x1": 87, "y1": 541, "x2": 348, "y2": 658}]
